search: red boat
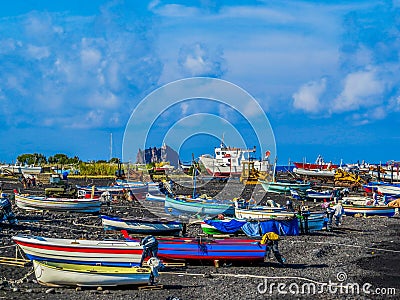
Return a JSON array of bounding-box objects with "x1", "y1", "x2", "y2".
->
[
  {"x1": 122, "y1": 231, "x2": 266, "y2": 262},
  {"x1": 293, "y1": 155, "x2": 338, "y2": 170}
]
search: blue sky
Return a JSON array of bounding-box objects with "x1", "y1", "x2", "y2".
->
[{"x1": 1, "y1": 0, "x2": 400, "y2": 165}]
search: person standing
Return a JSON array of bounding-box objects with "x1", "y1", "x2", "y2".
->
[
  {"x1": 260, "y1": 232, "x2": 286, "y2": 265},
  {"x1": 372, "y1": 189, "x2": 379, "y2": 206}
]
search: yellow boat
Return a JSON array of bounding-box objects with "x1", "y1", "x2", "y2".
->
[{"x1": 33, "y1": 260, "x2": 151, "y2": 287}]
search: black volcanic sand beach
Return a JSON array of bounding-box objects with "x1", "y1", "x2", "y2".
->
[{"x1": 0, "y1": 177, "x2": 399, "y2": 300}]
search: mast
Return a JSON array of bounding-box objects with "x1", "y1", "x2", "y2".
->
[
  {"x1": 110, "y1": 133, "x2": 113, "y2": 161},
  {"x1": 192, "y1": 153, "x2": 196, "y2": 198}
]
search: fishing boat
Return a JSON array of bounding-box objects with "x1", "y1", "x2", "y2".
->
[
  {"x1": 77, "y1": 183, "x2": 148, "y2": 199},
  {"x1": 100, "y1": 215, "x2": 183, "y2": 235},
  {"x1": 33, "y1": 260, "x2": 151, "y2": 287},
  {"x1": 377, "y1": 184, "x2": 400, "y2": 196},
  {"x1": 0, "y1": 164, "x2": 42, "y2": 175},
  {"x1": 198, "y1": 141, "x2": 270, "y2": 178},
  {"x1": 342, "y1": 204, "x2": 396, "y2": 217},
  {"x1": 342, "y1": 196, "x2": 387, "y2": 206},
  {"x1": 293, "y1": 155, "x2": 338, "y2": 170},
  {"x1": 291, "y1": 189, "x2": 333, "y2": 201},
  {"x1": 12, "y1": 235, "x2": 143, "y2": 266},
  {"x1": 14, "y1": 193, "x2": 101, "y2": 213},
  {"x1": 293, "y1": 168, "x2": 335, "y2": 178},
  {"x1": 165, "y1": 195, "x2": 235, "y2": 218},
  {"x1": 122, "y1": 231, "x2": 266, "y2": 262},
  {"x1": 259, "y1": 179, "x2": 311, "y2": 194}
]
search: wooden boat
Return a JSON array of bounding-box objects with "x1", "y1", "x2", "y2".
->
[
  {"x1": 33, "y1": 260, "x2": 151, "y2": 287},
  {"x1": 259, "y1": 179, "x2": 311, "y2": 194},
  {"x1": 291, "y1": 189, "x2": 333, "y2": 201},
  {"x1": 122, "y1": 231, "x2": 266, "y2": 262},
  {"x1": 100, "y1": 215, "x2": 183, "y2": 235},
  {"x1": 293, "y1": 168, "x2": 335, "y2": 178},
  {"x1": 0, "y1": 164, "x2": 42, "y2": 175},
  {"x1": 342, "y1": 204, "x2": 396, "y2": 217},
  {"x1": 235, "y1": 208, "x2": 325, "y2": 232},
  {"x1": 377, "y1": 184, "x2": 400, "y2": 196},
  {"x1": 77, "y1": 183, "x2": 148, "y2": 200},
  {"x1": 342, "y1": 196, "x2": 386, "y2": 206},
  {"x1": 165, "y1": 195, "x2": 234, "y2": 218},
  {"x1": 293, "y1": 155, "x2": 338, "y2": 170},
  {"x1": 14, "y1": 193, "x2": 101, "y2": 213},
  {"x1": 12, "y1": 235, "x2": 143, "y2": 266}
]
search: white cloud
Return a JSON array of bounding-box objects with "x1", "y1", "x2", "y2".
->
[
  {"x1": 80, "y1": 48, "x2": 102, "y2": 70},
  {"x1": 178, "y1": 43, "x2": 226, "y2": 77},
  {"x1": 292, "y1": 78, "x2": 327, "y2": 113},
  {"x1": 26, "y1": 44, "x2": 50, "y2": 60},
  {"x1": 152, "y1": 4, "x2": 199, "y2": 17},
  {"x1": 180, "y1": 102, "x2": 189, "y2": 115},
  {"x1": 332, "y1": 69, "x2": 385, "y2": 112}
]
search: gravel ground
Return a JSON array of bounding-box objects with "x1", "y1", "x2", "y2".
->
[{"x1": 0, "y1": 177, "x2": 399, "y2": 300}]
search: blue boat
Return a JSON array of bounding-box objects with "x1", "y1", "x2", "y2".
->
[
  {"x1": 165, "y1": 195, "x2": 235, "y2": 218},
  {"x1": 100, "y1": 215, "x2": 183, "y2": 235}
]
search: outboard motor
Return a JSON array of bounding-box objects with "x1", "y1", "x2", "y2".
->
[{"x1": 0, "y1": 196, "x2": 18, "y2": 225}]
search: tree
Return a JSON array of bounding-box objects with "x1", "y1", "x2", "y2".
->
[
  {"x1": 17, "y1": 153, "x2": 47, "y2": 165},
  {"x1": 48, "y1": 153, "x2": 69, "y2": 165},
  {"x1": 109, "y1": 157, "x2": 121, "y2": 164}
]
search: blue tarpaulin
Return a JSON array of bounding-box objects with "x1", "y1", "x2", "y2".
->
[
  {"x1": 204, "y1": 219, "x2": 246, "y2": 233},
  {"x1": 241, "y1": 222, "x2": 260, "y2": 237},
  {"x1": 241, "y1": 219, "x2": 299, "y2": 237},
  {"x1": 259, "y1": 218, "x2": 299, "y2": 236},
  {"x1": 204, "y1": 218, "x2": 300, "y2": 237}
]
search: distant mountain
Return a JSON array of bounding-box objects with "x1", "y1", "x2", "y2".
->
[{"x1": 136, "y1": 144, "x2": 180, "y2": 168}]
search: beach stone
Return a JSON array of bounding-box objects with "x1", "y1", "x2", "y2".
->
[
  {"x1": 75, "y1": 287, "x2": 81, "y2": 291},
  {"x1": 12, "y1": 287, "x2": 19, "y2": 292},
  {"x1": 45, "y1": 288, "x2": 55, "y2": 294},
  {"x1": 96, "y1": 286, "x2": 103, "y2": 291},
  {"x1": 25, "y1": 289, "x2": 33, "y2": 293},
  {"x1": 103, "y1": 290, "x2": 110, "y2": 294}
]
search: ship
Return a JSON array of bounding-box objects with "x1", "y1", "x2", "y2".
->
[
  {"x1": 293, "y1": 155, "x2": 338, "y2": 170},
  {"x1": 198, "y1": 142, "x2": 271, "y2": 178}
]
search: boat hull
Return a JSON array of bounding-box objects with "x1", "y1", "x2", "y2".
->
[
  {"x1": 15, "y1": 194, "x2": 101, "y2": 213},
  {"x1": 165, "y1": 196, "x2": 234, "y2": 218},
  {"x1": 259, "y1": 180, "x2": 311, "y2": 194},
  {"x1": 13, "y1": 235, "x2": 143, "y2": 266},
  {"x1": 199, "y1": 155, "x2": 269, "y2": 178},
  {"x1": 33, "y1": 260, "x2": 151, "y2": 287},
  {"x1": 157, "y1": 238, "x2": 266, "y2": 261},
  {"x1": 342, "y1": 205, "x2": 396, "y2": 217},
  {"x1": 100, "y1": 215, "x2": 182, "y2": 235}
]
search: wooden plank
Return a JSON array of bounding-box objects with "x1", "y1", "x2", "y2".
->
[
  {"x1": 0, "y1": 256, "x2": 31, "y2": 267},
  {"x1": 138, "y1": 284, "x2": 163, "y2": 290},
  {"x1": 162, "y1": 262, "x2": 186, "y2": 267}
]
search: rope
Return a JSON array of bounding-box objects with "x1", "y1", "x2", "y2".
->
[
  {"x1": 160, "y1": 271, "x2": 336, "y2": 286},
  {"x1": 1, "y1": 266, "x2": 35, "y2": 285},
  {"x1": 289, "y1": 240, "x2": 400, "y2": 253},
  {"x1": 0, "y1": 244, "x2": 16, "y2": 250},
  {"x1": 72, "y1": 221, "x2": 102, "y2": 229}
]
